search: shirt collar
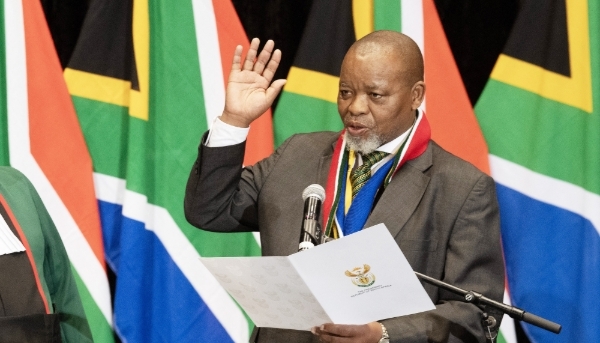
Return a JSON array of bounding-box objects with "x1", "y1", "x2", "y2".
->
[{"x1": 376, "y1": 109, "x2": 418, "y2": 155}]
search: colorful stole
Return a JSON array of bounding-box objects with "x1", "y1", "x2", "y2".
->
[{"x1": 323, "y1": 111, "x2": 432, "y2": 237}]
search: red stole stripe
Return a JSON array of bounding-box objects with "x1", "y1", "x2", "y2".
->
[{"x1": 322, "y1": 111, "x2": 432, "y2": 231}]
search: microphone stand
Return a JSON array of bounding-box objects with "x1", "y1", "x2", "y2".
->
[{"x1": 414, "y1": 272, "x2": 561, "y2": 341}]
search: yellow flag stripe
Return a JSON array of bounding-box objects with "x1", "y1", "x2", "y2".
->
[
  {"x1": 130, "y1": 0, "x2": 150, "y2": 120},
  {"x1": 64, "y1": 68, "x2": 131, "y2": 107},
  {"x1": 64, "y1": 2, "x2": 150, "y2": 120},
  {"x1": 352, "y1": 0, "x2": 374, "y2": 40},
  {"x1": 284, "y1": 67, "x2": 340, "y2": 104},
  {"x1": 491, "y1": 0, "x2": 592, "y2": 113}
]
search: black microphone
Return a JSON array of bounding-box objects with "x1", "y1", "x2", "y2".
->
[{"x1": 298, "y1": 184, "x2": 325, "y2": 251}]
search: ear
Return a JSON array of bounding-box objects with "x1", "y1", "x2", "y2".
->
[{"x1": 410, "y1": 81, "x2": 426, "y2": 110}]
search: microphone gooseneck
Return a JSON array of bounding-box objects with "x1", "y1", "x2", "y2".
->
[{"x1": 298, "y1": 184, "x2": 325, "y2": 251}]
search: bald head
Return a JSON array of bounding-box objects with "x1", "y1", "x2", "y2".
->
[{"x1": 346, "y1": 31, "x2": 424, "y2": 86}]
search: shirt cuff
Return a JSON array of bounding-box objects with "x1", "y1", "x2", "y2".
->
[{"x1": 205, "y1": 117, "x2": 250, "y2": 147}]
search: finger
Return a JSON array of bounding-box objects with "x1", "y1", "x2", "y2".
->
[
  {"x1": 265, "y1": 79, "x2": 287, "y2": 102},
  {"x1": 314, "y1": 331, "x2": 352, "y2": 343},
  {"x1": 230, "y1": 45, "x2": 243, "y2": 71},
  {"x1": 321, "y1": 323, "x2": 382, "y2": 343},
  {"x1": 319, "y1": 323, "x2": 361, "y2": 337},
  {"x1": 312, "y1": 325, "x2": 338, "y2": 343},
  {"x1": 253, "y1": 39, "x2": 275, "y2": 74},
  {"x1": 243, "y1": 38, "x2": 260, "y2": 71},
  {"x1": 262, "y1": 49, "x2": 282, "y2": 83}
]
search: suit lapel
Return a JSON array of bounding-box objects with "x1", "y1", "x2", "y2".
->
[
  {"x1": 317, "y1": 139, "x2": 337, "y2": 189},
  {"x1": 365, "y1": 143, "x2": 433, "y2": 238}
]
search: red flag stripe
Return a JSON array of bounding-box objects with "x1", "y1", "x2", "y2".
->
[
  {"x1": 22, "y1": 0, "x2": 106, "y2": 267},
  {"x1": 422, "y1": 0, "x2": 490, "y2": 174},
  {"x1": 212, "y1": 0, "x2": 274, "y2": 165}
]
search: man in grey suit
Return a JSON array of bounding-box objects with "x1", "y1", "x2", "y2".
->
[{"x1": 185, "y1": 31, "x2": 504, "y2": 343}]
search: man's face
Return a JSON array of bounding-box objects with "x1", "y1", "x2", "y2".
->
[{"x1": 338, "y1": 49, "x2": 422, "y2": 153}]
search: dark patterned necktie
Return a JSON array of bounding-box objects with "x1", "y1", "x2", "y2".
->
[{"x1": 350, "y1": 151, "x2": 389, "y2": 199}]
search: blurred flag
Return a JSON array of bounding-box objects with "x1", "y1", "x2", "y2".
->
[
  {"x1": 272, "y1": 1, "x2": 352, "y2": 146},
  {"x1": 64, "y1": 0, "x2": 271, "y2": 341},
  {"x1": 475, "y1": 0, "x2": 600, "y2": 342},
  {"x1": 0, "y1": 0, "x2": 113, "y2": 342}
]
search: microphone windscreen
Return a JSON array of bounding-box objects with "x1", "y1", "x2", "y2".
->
[{"x1": 302, "y1": 184, "x2": 325, "y2": 202}]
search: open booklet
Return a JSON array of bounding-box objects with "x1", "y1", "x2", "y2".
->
[{"x1": 200, "y1": 223, "x2": 435, "y2": 331}]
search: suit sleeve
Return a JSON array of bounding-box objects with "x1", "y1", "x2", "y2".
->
[
  {"x1": 184, "y1": 132, "x2": 293, "y2": 232},
  {"x1": 382, "y1": 174, "x2": 505, "y2": 343}
]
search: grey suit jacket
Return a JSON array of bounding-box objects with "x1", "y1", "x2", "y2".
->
[{"x1": 185, "y1": 131, "x2": 505, "y2": 343}]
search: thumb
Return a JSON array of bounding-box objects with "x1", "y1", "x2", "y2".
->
[{"x1": 265, "y1": 79, "x2": 287, "y2": 102}]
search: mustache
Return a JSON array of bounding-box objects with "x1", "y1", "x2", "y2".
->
[{"x1": 343, "y1": 119, "x2": 374, "y2": 128}]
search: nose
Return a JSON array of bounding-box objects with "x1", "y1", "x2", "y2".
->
[{"x1": 348, "y1": 94, "x2": 368, "y2": 116}]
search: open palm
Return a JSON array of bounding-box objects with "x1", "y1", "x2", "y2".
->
[{"x1": 222, "y1": 39, "x2": 286, "y2": 128}]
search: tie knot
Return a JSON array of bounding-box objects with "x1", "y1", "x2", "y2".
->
[
  {"x1": 360, "y1": 151, "x2": 389, "y2": 170},
  {"x1": 350, "y1": 151, "x2": 389, "y2": 199}
]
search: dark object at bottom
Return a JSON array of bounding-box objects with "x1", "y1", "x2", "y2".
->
[{"x1": 0, "y1": 313, "x2": 61, "y2": 343}]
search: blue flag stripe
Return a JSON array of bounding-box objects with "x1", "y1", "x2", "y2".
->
[
  {"x1": 496, "y1": 184, "x2": 600, "y2": 342},
  {"x1": 98, "y1": 200, "x2": 235, "y2": 342}
]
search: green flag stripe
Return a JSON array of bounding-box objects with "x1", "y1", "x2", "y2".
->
[
  {"x1": 147, "y1": 0, "x2": 206, "y2": 212},
  {"x1": 475, "y1": 80, "x2": 600, "y2": 195},
  {"x1": 72, "y1": 0, "x2": 262, "y2": 260},
  {"x1": 274, "y1": 92, "x2": 342, "y2": 147},
  {"x1": 189, "y1": 230, "x2": 261, "y2": 257},
  {"x1": 273, "y1": 0, "x2": 354, "y2": 147},
  {"x1": 74, "y1": 106, "x2": 261, "y2": 258},
  {"x1": 0, "y1": 0, "x2": 8, "y2": 166},
  {"x1": 72, "y1": 268, "x2": 114, "y2": 343},
  {"x1": 72, "y1": 97, "x2": 128, "y2": 179},
  {"x1": 146, "y1": 0, "x2": 240, "y2": 257},
  {"x1": 476, "y1": 1, "x2": 600, "y2": 197},
  {"x1": 374, "y1": 0, "x2": 401, "y2": 31},
  {"x1": 71, "y1": 99, "x2": 154, "y2": 199},
  {"x1": 496, "y1": 331, "x2": 508, "y2": 343}
]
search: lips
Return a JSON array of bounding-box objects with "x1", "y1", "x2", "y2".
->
[{"x1": 345, "y1": 121, "x2": 369, "y2": 136}]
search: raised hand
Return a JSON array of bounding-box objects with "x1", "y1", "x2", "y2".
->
[{"x1": 221, "y1": 38, "x2": 286, "y2": 128}]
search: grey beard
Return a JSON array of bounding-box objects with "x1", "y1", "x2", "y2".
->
[{"x1": 344, "y1": 131, "x2": 383, "y2": 154}]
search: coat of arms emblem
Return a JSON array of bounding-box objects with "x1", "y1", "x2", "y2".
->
[{"x1": 345, "y1": 264, "x2": 376, "y2": 287}]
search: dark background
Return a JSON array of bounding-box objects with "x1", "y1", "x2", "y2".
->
[
  {"x1": 40, "y1": 0, "x2": 528, "y2": 341},
  {"x1": 41, "y1": 0, "x2": 519, "y2": 106}
]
